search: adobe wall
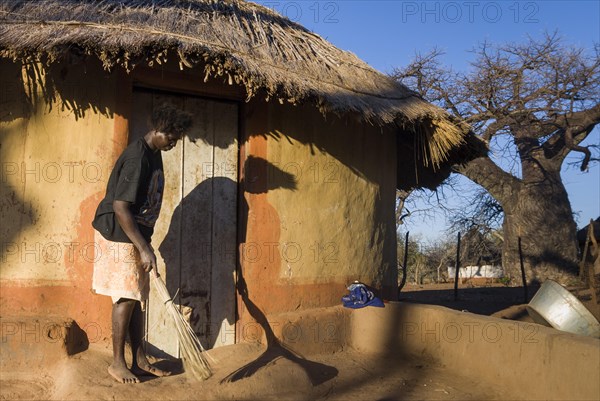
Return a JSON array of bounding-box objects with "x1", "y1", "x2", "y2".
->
[
  {"x1": 350, "y1": 302, "x2": 600, "y2": 401},
  {"x1": 238, "y1": 98, "x2": 398, "y2": 334},
  {"x1": 0, "y1": 59, "x2": 123, "y2": 345}
]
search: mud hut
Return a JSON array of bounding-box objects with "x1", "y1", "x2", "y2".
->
[{"x1": 0, "y1": 0, "x2": 469, "y2": 356}]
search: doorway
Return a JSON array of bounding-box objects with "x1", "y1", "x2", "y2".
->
[{"x1": 129, "y1": 89, "x2": 238, "y2": 357}]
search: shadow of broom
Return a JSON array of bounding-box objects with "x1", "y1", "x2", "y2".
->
[{"x1": 220, "y1": 274, "x2": 338, "y2": 386}]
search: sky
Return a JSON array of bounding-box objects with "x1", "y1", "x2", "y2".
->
[{"x1": 253, "y1": 0, "x2": 600, "y2": 241}]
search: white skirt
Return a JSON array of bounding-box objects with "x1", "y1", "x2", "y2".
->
[{"x1": 91, "y1": 232, "x2": 149, "y2": 306}]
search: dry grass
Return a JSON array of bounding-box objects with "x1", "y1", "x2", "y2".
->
[{"x1": 151, "y1": 273, "x2": 213, "y2": 381}]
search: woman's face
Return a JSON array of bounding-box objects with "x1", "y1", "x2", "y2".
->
[{"x1": 153, "y1": 131, "x2": 182, "y2": 151}]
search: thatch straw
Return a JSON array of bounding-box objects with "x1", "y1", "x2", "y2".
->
[
  {"x1": 0, "y1": 0, "x2": 469, "y2": 167},
  {"x1": 151, "y1": 272, "x2": 212, "y2": 381}
]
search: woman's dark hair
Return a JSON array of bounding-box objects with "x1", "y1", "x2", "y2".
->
[{"x1": 151, "y1": 103, "x2": 193, "y2": 136}]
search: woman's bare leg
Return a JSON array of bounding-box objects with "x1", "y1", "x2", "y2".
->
[
  {"x1": 108, "y1": 298, "x2": 139, "y2": 384},
  {"x1": 129, "y1": 301, "x2": 171, "y2": 377}
]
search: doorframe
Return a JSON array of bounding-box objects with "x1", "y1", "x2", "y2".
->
[{"x1": 114, "y1": 67, "x2": 244, "y2": 348}]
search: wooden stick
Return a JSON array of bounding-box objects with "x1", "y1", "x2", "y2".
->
[
  {"x1": 579, "y1": 220, "x2": 593, "y2": 281},
  {"x1": 398, "y1": 231, "x2": 409, "y2": 299},
  {"x1": 518, "y1": 237, "x2": 528, "y2": 303},
  {"x1": 454, "y1": 232, "x2": 461, "y2": 301}
]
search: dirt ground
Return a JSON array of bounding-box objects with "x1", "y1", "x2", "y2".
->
[
  {"x1": 1, "y1": 341, "x2": 515, "y2": 401},
  {"x1": 2, "y1": 281, "x2": 598, "y2": 401}
]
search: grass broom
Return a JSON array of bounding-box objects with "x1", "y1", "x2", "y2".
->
[{"x1": 150, "y1": 271, "x2": 213, "y2": 380}]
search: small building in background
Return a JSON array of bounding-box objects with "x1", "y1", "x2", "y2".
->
[{"x1": 448, "y1": 265, "x2": 505, "y2": 284}]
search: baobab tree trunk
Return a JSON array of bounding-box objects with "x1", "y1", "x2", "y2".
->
[
  {"x1": 457, "y1": 156, "x2": 580, "y2": 284},
  {"x1": 502, "y1": 179, "x2": 579, "y2": 284}
]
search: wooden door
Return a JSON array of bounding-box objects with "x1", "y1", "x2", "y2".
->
[{"x1": 129, "y1": 89, "x2": 238, "y2": 357}]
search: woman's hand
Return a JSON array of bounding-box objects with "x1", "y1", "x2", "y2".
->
[
  {"x1": 113, "y1": 200, "x2": 159, "y2": 276},
  {"x1": 139, "y1": 246, "x2": 157, "y2": 273}
]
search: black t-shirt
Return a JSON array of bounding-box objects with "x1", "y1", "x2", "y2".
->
[{"x1": 92, "y1": 138, "x2": 164, "y2": 243}]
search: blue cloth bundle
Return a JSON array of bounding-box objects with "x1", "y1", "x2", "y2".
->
[{"x1": 341, "y1": 282, "x2": 384, "y2": 309}]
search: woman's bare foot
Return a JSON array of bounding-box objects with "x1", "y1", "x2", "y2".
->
[
  {"x1": 131, "y1": 362, "x2": 172, "y2": 377},
  {"x1": 132, "y1": 348, "x2": 171, "y2": 377},
  {"x1": 108, "y1": 363, "x2": 139, "y2": 384}
]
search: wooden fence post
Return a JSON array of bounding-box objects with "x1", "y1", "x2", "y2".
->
[
  {"x1": 398, "y1": 231, "x2": 409, "y2": 299},
  {"x1": 454, "y1": 232, "x2": 461, "y2": 301},
  {"x1": 518, "y1": 237, "x2": 528, "y2": 303}
]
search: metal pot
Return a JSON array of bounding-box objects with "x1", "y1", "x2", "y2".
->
[{"x1": 526, "y1": 279, "x2": 600, "y2": 338}]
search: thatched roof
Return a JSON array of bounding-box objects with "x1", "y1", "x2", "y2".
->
[{"x1": 0, "y1": 0, "x2": 468, "y2": 167}]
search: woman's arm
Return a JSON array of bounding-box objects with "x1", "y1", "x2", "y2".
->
[{"x1": 113, "y1": 200, "x2": 157, "y2": 273}]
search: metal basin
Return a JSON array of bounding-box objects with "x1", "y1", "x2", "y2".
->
[{"x1": 526, "y1": 279, "x2": 600, "y2": 338}]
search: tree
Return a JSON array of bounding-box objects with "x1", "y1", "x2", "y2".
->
[
  {"x1": 423, "y1": 237, "x2": 456, "y2": 284},
  {"x1": 397, "y1": 232, "x2": 431, "y2": 285},
  {"x1": 397, "y1": 231, "x2": 460, "y2": 285},
  {"x1": 447, "y1": 188, "x2": 503, "y2": 268},
  {"x1": 394, "y1": 33, "x2": 600, "y2": 282}
]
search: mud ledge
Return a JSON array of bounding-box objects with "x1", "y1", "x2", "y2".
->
[
  {"x1": 349, "y1": 302, "x2": 600, "y2": 401},
  {"x1": 1, "y1": 315, "x2": 89, "y2": 369},
  {"x1": 248, "y1": 302, "x2": 600, "y2": 400}
]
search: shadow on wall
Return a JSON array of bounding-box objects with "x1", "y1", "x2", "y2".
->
[
  {"x1": 0, "y1": 125, "x2": 37, "y2": 262},
  {"x1": 1, "y1": 58, "x2": 115, "y2": 264},
  {"x1": 222, "y1": 157, "x2": 336, "y2": 384},
  {"x1": 221, "y1": 271, "x2": 338, "y2": 385},
  {"x1": 241, "y1": 154, "x2": 298, "y2": 195},
  {"x1": 2, "y1": 57, "x2": 118, "y2": 130},
  {"x1": 157, "y1": 157, "x2": 296, "y2": 345},
  {"x1": 131, "y1": 87, "x2": 239, "y2": 150},
  {"x1": 1, "y1": 61, "x2": 38, "y2": 265},
  {"x1": 237, "y1": 154, "x2": 298, "y2": 260}
]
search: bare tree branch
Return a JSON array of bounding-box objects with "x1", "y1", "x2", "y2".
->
[
  {"x1": 453, "y1": 156, "x2": 521, "y2": 205},
  {"x1": 393, "y1": 32, "x2": 599, "y2": 279}
]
